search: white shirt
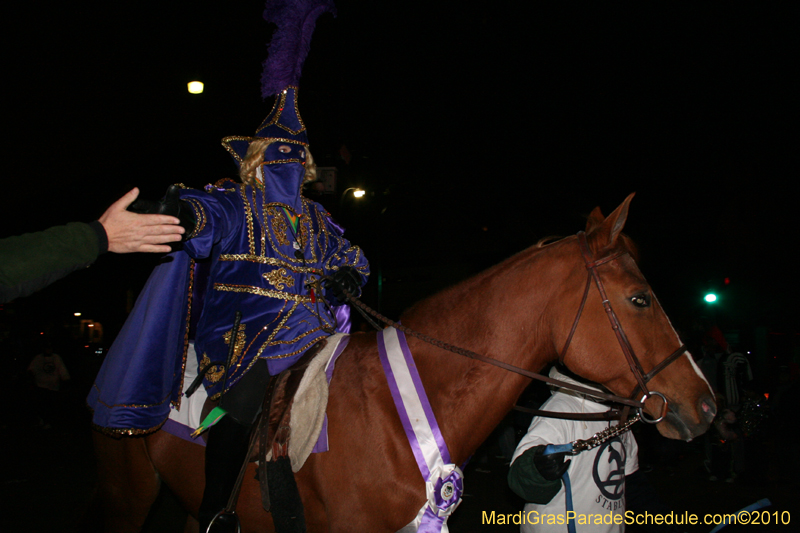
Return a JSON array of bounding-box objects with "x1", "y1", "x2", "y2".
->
[{"x1": 511, "y1": 370, "x2": 638, "y2": 533}]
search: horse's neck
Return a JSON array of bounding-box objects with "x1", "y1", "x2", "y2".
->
[{"x1": 400, "y1": 247, "x2": 570, "y2": 464}]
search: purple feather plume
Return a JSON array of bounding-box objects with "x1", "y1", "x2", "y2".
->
[{"x1": 261, "y1": 0, "x2": 336, "y2": 98}]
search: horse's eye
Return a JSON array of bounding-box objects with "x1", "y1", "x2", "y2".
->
[{"x1": 630, "y1": 294, "x2": 650, "y2": 308}]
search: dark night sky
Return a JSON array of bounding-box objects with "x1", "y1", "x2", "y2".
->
[{"x1": 2, "y1": 2, "x2": 797, "y2": 343}]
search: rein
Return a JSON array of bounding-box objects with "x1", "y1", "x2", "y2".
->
[
  {"x1": 322, "y1": 231, "x2": 687, "y2": 422},
  {"x1": 341, "y1": 293, "x2": 644, "y2": 409}
]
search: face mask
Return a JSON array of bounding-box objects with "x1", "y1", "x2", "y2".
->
[{"x1": 259, "y1": 143, "x2": 307, "y2": 213}]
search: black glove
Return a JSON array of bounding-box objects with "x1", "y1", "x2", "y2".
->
[
  {"x1": 128, "y1": 185, "x2": 197, "y2": 244},
  {"x1": 533, "y1": 447, "x2": 571, "y2": 481},
  {"x1": 324, "y1": 266, "x2": 361, "y2": 303}
]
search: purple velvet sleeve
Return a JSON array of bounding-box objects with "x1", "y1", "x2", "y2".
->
[
  {"x1": 179, "y1": 187, "x2": 242, "y2": 260},
  {"x1": 319, "y1": 210, "x2": 370, "y2": 287}
]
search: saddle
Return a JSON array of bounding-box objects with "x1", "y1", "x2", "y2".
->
[
  {"x1": 256, "y1": 339, "x2": 326, "y2": 514},
  {"x1": 258, "y1": 338, "x2": 328, "y2": 468},
  {"x1": 200, "y1": 338, "x2": 329, "y2": 513}
]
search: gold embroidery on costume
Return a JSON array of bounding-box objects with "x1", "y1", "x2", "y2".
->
[
  {"x1": 212, "y1": 177, "x2": 238, "y2": 192},
  {"x1": 255, "y1": 86, "x2": 307, "y2": 136},
  {"x1": 263, "y1": 268, "x2": 294, "y2": 290},
  {"x1": 174, "y1": 259, "x2": 196, "y2": 410},
  {"x1": 261, "y1": 158, "x2": 304, "y2": 165},
  {"x1": 268, "y1": 207, "x2": 291, "y2": 246},
  {"x1": 298, "y1": 213, "x2": 311, "y2": 258},
  {"x1": 217, "y1": 254, "x2": 322, "y2": 273},
  {"x1": 91, "y1": 419, "x2": 167, "y2": 437},
  {"x1": 221, "y1": 135, "x2": 309, "y2": 166},
  {"x1": 262, "y1": 337, "x2": 325, "y2": 360},
  {"x1": 241, "y1": 301, "x2": 287, "y2": 355},
  {"x1": 254, "y1": 302, "x2": 298, "y2": 360},
  {"x1": 221, "y1": 322, "x2": 247, "y2": 370},
  {"x1": 200, "y1": 354, "x2": 226, "y2": 383},
  {"x1": 242, "y1": 185, "x2": 256, "y2": 256},
  {"x1": 213, "y1": 283, "x2": 311, "y2": 302},
  {"x1": 257, "y1": 188, "x2": 267, "y2": 256},
  {"x1": 183, "y1": 198, "x2": 207, "y2": 238}
]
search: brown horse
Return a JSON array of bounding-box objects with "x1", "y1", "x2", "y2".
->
[{"x1": 93, "y1": 194, "x2": 715, "y2": 532}]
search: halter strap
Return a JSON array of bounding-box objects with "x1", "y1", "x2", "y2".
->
[
  {"x1": 577, "y1": 232, "x2": 651, "y2": 396},
  {"x1": 644, "y1": 345, "x2": 687, "y2": 382},
  {"x1": 558, "y1": 274, "x2": 591, "y2": 366},
  {"x1": 560, "y1": 232, "x2": 687, "y2": 413}
]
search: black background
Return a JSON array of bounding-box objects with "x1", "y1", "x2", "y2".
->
[{"x1": 3, "y1": 2, "x2": 797, "y2": 348}]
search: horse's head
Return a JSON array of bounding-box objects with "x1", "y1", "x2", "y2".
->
[{"x1": 557, "y1": 193, "x2": 715, "y2": 440}]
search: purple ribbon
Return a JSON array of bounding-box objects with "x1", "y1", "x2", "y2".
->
[{"x1": 378, "y1": 327, "x2": 463, "y2": 532}]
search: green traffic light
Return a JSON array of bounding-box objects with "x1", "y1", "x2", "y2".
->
[{"x1": 704, "y1": 293, "x2": 718, "y2": 303}]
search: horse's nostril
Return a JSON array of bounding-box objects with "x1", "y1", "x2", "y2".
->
[{"x1": 699, "y1": 395, "x2": 716, "y2": 423}]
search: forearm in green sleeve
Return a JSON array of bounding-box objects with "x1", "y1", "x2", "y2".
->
[
  {"x1": 508, "y1": 445, "x2": 563, "y2": 504},
  {"x1": 0, "y1": 221, "x2": 102, "y2": 303}
]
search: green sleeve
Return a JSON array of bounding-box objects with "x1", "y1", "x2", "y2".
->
[
  {"x1": 0, "y1": 222, "x2": 101, "y2": 303},
  {"x1": 507, "y1": 445, "x2": 563, "y2": 504}
]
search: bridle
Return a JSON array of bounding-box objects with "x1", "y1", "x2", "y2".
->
[
  {"x1": 558, "y1": 232, "x2": 687, "y2": 423},
  {"x1": 325, "y1": 231, "x2": 688, "y2": 424}
]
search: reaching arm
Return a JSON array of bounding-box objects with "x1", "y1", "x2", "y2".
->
[
  {"x1": 107, "y1": 187, "x2": 186, "y2": 252},
  {"x1": 127, "y1": 183, "x2": 244, "y2": 259},
  {"x1": 0, "y1": 188, "x2": 185, "y2": 303}
]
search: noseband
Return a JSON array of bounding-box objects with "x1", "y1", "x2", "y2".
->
[{"x1": 558, "y1": 232, "x2": 686, "y2": 423}]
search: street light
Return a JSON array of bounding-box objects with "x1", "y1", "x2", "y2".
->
[
  {"x1": 704, "y1": 293, "x2": 718, "y2": 303},
  {"x1": 340, "y1": 187, "x2": 366, "y2": 208},
  {"x1": 187, "y1": 81, "x2": 204, "y2": 94}
]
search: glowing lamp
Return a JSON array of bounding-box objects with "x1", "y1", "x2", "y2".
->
[{"x1": 187, "y1": 81, "x2": 204, "y2": 94}]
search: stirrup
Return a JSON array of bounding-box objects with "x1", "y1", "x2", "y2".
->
[{"x1": 207, "y1": 510, "x2": 241, "y2": 533}]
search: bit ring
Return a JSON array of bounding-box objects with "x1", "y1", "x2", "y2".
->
[{"x1": 638, "y1": 391, "x2": 668, "y2": 424}]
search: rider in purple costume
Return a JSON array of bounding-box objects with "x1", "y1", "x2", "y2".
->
[
  {"x1": 89, "y1": 3, "x2": 362, "y2": 529},
  {"x1": 180, "y1": 87, "x2": 368, "y2": 400},
  {"x1": 188, "y1": 85, "x2": 369, "y2": 531},
  {"x1": 88, "y1": 85, "x2": 367, "y2": 533}
]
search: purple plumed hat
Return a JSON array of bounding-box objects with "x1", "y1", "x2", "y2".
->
[{"x1": 222, "y1": 0, "x2": 336, "y2": 165}]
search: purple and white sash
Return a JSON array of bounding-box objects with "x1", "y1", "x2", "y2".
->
[{"x1": 378, "y1": 327, "x2": 463, "y2": 533}]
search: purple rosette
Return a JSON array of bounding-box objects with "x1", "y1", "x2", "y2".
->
[
  {"x1": 418, "y1": 464, "x2": 464, "y2": 532},
  {"x1": 432, "y1": 467, "x2": 463, "y2": 513}
]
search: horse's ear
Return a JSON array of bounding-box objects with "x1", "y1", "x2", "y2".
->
[
  {"x1": 585, "y1": 207, "x2": 605, "y2": 232},
  {"x1": 587, "y1": 193, "x2": 635, "y2": 251}
]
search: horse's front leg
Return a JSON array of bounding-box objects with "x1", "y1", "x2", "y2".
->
[{"x1": 92, "y1": 431, "x2": 161, "y2": 533}]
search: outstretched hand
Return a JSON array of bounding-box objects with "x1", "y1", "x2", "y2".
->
[{"x1": 98, "y1": 188, "x2": 184, "y2": 253}]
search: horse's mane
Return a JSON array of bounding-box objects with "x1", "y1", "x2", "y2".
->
[
  {"x1": 400, "y1": 230, "x2": 641, "y2": 325},
  {"x1": 535, "y1": 235, "x2": 563, "y2": 248},
  {"x1": 400, "y1": 234, "x2": 573, "y2": 322},
  {"x1": 533, "y1": 232, "x2": 639, "y2": 266}
]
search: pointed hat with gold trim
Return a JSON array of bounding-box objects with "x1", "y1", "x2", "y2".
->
[{"x1": 222, "y1": 0, "x2": 336, "y2": 165}]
